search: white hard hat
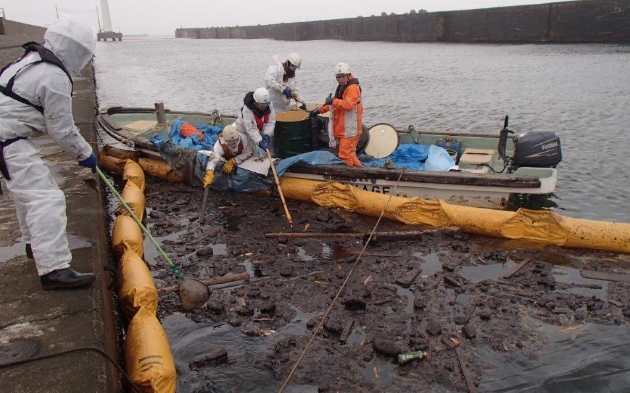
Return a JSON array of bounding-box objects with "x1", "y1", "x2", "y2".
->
[
  {"x1": 44, "y1": 15, "x2": 96, "y2": 77},
  {"x1": 286, "y1": 52, "x2": 302, "y2": 68},
  {"x1": 253, "y1": 87, "x2": 270, "y2": 104},
  {"x1": 335, "y1": 62, "x2": 351, "y2": 75},
  {"x1": 222, "y1": 124, "x2": 240, "y2": 143}
]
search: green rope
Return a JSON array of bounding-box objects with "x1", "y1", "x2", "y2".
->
[{"x1": 96, "y1": 166, "x2": 185, "y2": 280}]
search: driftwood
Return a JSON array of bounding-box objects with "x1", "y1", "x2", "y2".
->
[
  {"x1": 502, "y1": 259, "x2": 531, "y2": 279},
  {"x1": 159, "y1": 272, "x2": 250, "y2": 294},
  {"x1": 339, "y1": 318, "x2": 355, "y2": 344},
  {"x1": 266, "y1": 227, "x2": 460, "y2": 240},
  {"x1": 455, "y1": 347, "x2": 478, "y2": 393},
  {"x1": 580, "y1": 270, "x2": 630, "y2": 283},
  {"x1": 189, "y1": 348, "x2": 228, "y2": 369}
]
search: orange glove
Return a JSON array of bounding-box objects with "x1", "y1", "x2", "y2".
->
[{"x1": 222, "y1": 158, "x2": 237, "y2": 175}]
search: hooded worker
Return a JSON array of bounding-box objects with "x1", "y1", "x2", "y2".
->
[
  {"x1": 0, "y1": 15, "x2": 97, "y2": 290},
  {"x1": 311, "y1": 62, "x2": 363, "y2": 167},
  {"x1": 202, "y1": 124, "x2": 254, "y2": 187},
  {"x1": 264, "y1": 53, "x2": 306, "y2": 113},
  {"x1": 234, "y1": 87, "x2": 276, "y2": 153}
]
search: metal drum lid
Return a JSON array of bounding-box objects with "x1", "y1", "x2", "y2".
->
[{"x1": 364, "y1": 123, "x2": 399, "y2": 158}]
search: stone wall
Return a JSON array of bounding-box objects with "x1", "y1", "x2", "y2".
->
[
  {"x1": 176, "y1": 0, "x2": 630, "y2": 43},
  {"x1": 0, "y1": 18, "x2": 46, "y2": 36}
]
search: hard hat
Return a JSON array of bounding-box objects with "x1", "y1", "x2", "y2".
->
[
  {"x1": 253, "y1": 87, "x2": 270, "y2": 104},
  {"x1": 222, "y1": 124, "x2": 240, "y2": 143},
  {"x1": 335, "y1": 62, "x2": 351, "y2": 75},
  {"x1": 286, "y1": 52, "x2": 302, "y2": 68}
]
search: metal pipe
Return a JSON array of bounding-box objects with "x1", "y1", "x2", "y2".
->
[{"x1": 155, "y1": 102, "x2": 166, "y2": 125}]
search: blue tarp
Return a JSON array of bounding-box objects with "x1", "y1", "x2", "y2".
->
[
  {"x1": 150, "y1": 123, "x2": 454, "y2": 192},
  {"x1": 150, "y1": 121, "x2": 273, "y2": 192},
  {"x1": 150, "y1": 119, "x2": 223, "y2": 151},
  {"x1": 275, "y1": 144, "x2": 454, "y2": 176}
]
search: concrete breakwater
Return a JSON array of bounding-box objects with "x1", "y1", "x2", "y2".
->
[{"x1": 175, "y1": 0, "x2": 630, "y2": 44}]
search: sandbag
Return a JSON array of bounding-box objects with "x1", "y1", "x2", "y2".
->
[
  {"x1": 138, "y1": 157, "x2": 184, "y2": 182},
  {"x1": 125, "y1": 307, "x2": 177, "y2": 393},
  {"x1": 123, "y1": 159, "x2": 146, "y2": 192},
  {"x1": 98, "y1": 151, "x2": 126, "y2": 175},
  {"x1": 116, "y1": 181, "x2": 145, "y2": 220},
  {"x1": 112, "y1": 215, "x2": 144, "y2": 260},
  {"x1": 118, "y1": 249, "x2": 158, "y2": 320}
]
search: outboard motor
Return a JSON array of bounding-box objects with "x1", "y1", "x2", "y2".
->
[{"x1": 513, "y1": 131, "x2": 562, "y2": 168}]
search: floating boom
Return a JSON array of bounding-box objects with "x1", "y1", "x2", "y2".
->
[{"x1": 279, "y1": 178, "x2": 630, "y2": 254}]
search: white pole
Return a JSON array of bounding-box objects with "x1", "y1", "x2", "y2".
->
[{"x1": 99, "y1": 0, "x2": 113, "y2": 32}]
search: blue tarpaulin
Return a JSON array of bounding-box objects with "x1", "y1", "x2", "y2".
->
[
  {"x1": 275, "y1": 144, "x2": 454, "y2": 176},
  {"x1": 150, "y1": 121, "x2": 273, "y2": 192},
  {"x1": 150, "y1": 123, "x2": 454, "y2": 191}
]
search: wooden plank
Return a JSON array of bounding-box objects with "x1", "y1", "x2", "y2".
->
[
  {"x1": 339, "y1": 318, "x2": 354, "y2": 343},
  {"x1": 288, "y1": 163, "x2": 541, "y2": 188},
  {"x1": 455, "y1": 347, "x2": 478, "y2": 393},
  {"x1": 580, "y1": 270, "x2": 630, "y2": 283},
  {"x1": 502, "y1": 259, "x2": 531, "y2": 279}
]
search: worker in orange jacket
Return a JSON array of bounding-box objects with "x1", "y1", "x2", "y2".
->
[{"x1": 311, "y1": 62, "x2": 363, "y2": 167}]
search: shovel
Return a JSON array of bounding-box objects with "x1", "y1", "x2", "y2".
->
[
  {"x1": 199, "y1": 185, "x2": 210, "y2": 224},
  {"x1": 166, "y1": 271, "x2": 251, "y2": 309}
]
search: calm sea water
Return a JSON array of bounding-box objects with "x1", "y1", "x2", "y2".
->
[
  {"x1": 93, "y1": 38, "x2": 630, "y2": 393},
  {"x1": 94, "y1": 37, "x2": 630, "y2": 223}
]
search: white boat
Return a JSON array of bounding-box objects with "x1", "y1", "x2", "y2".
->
[{"x1": 97, "y1": 105, "x2": 561, "y2": 209}]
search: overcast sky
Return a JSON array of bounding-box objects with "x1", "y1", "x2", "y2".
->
[{"x1": 4, "y1": 0, "x2": 577, "y2": 36}]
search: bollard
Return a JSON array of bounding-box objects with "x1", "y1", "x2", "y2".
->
[{"x1": 155, "y1": 102, "x2": 166, "y2": 125}]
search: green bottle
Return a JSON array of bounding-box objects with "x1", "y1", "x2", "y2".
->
[{"x1": 397, "y1": 350, "x2": 427, "y2": 365}]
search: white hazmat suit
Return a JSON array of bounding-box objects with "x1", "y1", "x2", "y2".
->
[
  {"x1": 204, "y1": 132, "x2": 254, "y2": 172},
  {"x1": 264, "y1": 55, "x2": 305, "y2": 113},
  {"x1": 0, "y1": 16, "x2": 96, "y2": 276}
]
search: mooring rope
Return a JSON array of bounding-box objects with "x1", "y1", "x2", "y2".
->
[{"x1": 278, "y1": 167, "x2": 407, "y2": 393}]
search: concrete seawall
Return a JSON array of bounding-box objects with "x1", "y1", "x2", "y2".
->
[
  {"x1": 0, "y1": 18, "x2": 46, "y2": 37},
  {"x1": 176, "y1": 0, "x2": 630, "y2": 43}
]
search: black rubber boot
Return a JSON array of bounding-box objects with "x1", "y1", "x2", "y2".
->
[
  {"x1": 25, "y1": 243, "x2": 33, "y2": 259},
  {"x1": 40, "y1": 268, "x2": 95, "y2": 290}
]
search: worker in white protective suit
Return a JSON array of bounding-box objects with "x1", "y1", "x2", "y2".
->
[
  {"x1": 0, "y1": 15, "x2": 97, "y2": 290},
  {"x1": 264, "y1": 53, "x2": 306, "y2": 113},
  {"x1": 234, "y1": 87, "x2": 276, "y2": 154},
  {"x1": 201, "y1": 124, "x2": 254, "y2": 187}
]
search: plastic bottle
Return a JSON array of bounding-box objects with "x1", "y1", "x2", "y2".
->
[{"x1": 397, "y1": 350, "x2": 427, "y2": 365}]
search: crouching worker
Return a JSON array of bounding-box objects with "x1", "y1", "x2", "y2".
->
[
  {"x1": 0, "y1": 16, "x2": 97, "y2": 290},
  {"x1": 203, "y1": 124, "x2": 254, "y2": 187}
]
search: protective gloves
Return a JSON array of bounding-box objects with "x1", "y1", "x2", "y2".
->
[
  {"x1": 222, "y1": 158, "x2": 237, "y2": 175},
  {"x1": 283, "y1": 87, "x2": 292, "y2": 98},
  {"x1": 258, "y1": 134, "x2": 271, "y2": 150},
  {"x1": 78, "y1": 153, "x2": 97, "y2": 173},
  {"x1": 309, "y1": 109, "x2": 320, "y2": 118},
  {"x1": 203, "y1": 170, "x2": 215, "y2": 187},
  {"x1": 299, "y1": 103, "x2": 307, "y2": 110},
  {"x1": 324, "y1": 95, "x2": 333, "y2": 105}
]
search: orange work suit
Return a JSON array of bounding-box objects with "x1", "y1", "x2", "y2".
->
[{"x1": 319, "y1": 74, "x2": 363, "y2": 167}]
